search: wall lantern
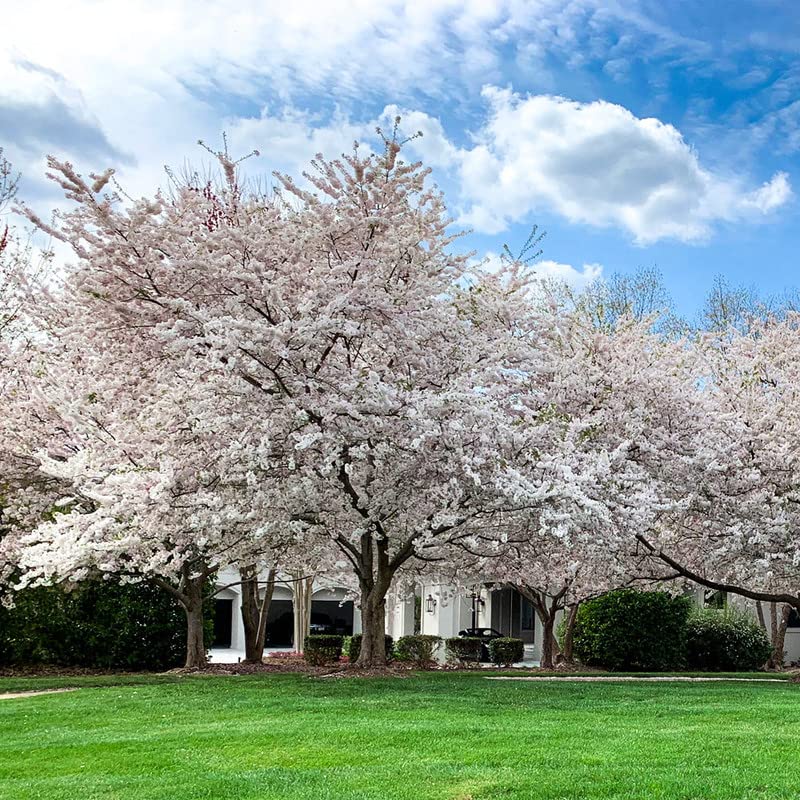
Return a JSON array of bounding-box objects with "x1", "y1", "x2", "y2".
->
[
  {"x1": 470, "y1": 590, "x2": 485, "y2": 629},
  {"x1": 471, "y1": 591, "x2": 486, "y2": 610},
  {"x1": 425, "y1": 594, "x2": 437, "y2": 614}
]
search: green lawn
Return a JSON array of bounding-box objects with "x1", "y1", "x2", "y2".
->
[{"x1": 1, "y1": 672, "x2": 798, "y2": 800}]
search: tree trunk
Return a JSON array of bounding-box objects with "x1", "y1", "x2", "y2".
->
[
  {"x1": 292, "y1": 575, "x2": 313, "y2": 652},
  {"x1": 561, "y1": 603, "x2": 579, "y2": 664},
  {"x1": 356, "y1": 586, "x2": 388, "y2": 667},
  {"x1": 182, "y1": 574, "x2": 207, "y2": 669},
  {"x1": 241, "y1": 566, "x2": 277, "y2": 664},
  {"x1": 523, "y1": 588, "x2": 565, "y2": 670},
  {"x1": 154, "y1": 565, "x2": 209, "y2": 669},
  {"x1": 766, "y1": 603, "x2": 791, "y2": 670},
  {"x1": 756, "y1": 600, "x2": 767, "y2": 632},
  {"x1": 529, "y1": 593, "x2": 560, "y2": 670},
  {"x1": 539, "y1": 611, "x2": 559, "y2": 669}
]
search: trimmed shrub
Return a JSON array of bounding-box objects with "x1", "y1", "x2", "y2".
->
[
  {"x1": 394, "y1": 634, "x2": 442, "y2": 666},
  {"x1": 304, "y1": 634, "x2": 344, "y2": 665},
  {"x1": 686, "y1": 609, "x2": 772, "y2": 671},
  {"x1": 0, "y1": 578, "x2": 213, "y2": 671},
  {"x1": 488, "y1": 637, "x2": 524, "y2": 666},
  {"x1": 445, "y1": 636, "x2": 483, "y2": 665},
  {"x1": 572, "y1": 589, "x2": 692, "y2": 671},
  {"x1": 346, "y1": 633, "x2": 394, "y2": 663}
]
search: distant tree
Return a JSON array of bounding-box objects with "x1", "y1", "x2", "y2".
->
[
  {"x1": 569, "y1": 266, "x2": 682, "y2": 333},
  {"x1": 697, "y1": 275, "x2": 764, "y2": 334}
]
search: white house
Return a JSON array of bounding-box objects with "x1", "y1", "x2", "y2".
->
[
  {"x1": 209, "y1": 570, "x2": 800, "y2": 665},
  {"x1": 207, "y1": 574, "x2": 557, "y2": 664}
]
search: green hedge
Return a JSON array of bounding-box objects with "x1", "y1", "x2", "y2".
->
[
  {"x1": 572, "y1": 589, "x2": 692, "y2": 671},
  {"x1": 445, "y1": 636, "x2": 483, "y2": 665},
  {"x1": 304, "y1": 634, "x2": 344, "y2": 665},
  {"x1": 488, "y1": 637, "x2": 524, "y2": 666},
  {"x1": 394, "y1": 634, "x2": 441, "y2": 666},
  {"x1": 346, "y1": 634, "x2": 394, "y2": 663},
  {"x1": 0, "y1": 578, "x2": 213, "y2": 670},
  {"x1": 686, "y1": 609, "x2": 772, "y2": 671}
]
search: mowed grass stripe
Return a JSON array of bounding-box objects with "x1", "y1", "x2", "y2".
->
[{"x1": 0, "y1": 673, "x2": 797, "y2": 799}]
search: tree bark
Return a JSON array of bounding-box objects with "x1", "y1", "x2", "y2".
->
[
  {"x1": 756, "y1": 600, "x2": 767, "y2": 632},
  {"x1": 155, "y1": 566, "x2": 209, "y2": 669},
  {"x1": 292, "y1": 575, "x2": 313, "y2": 652},
  {"x1": 333, "y1": 450, "x2": 418, "y2": 668},
  {"x1": 182, "y1": 572, "x2": 208, "y2": 669},
  {"x1": 539, "y1": 610, "x2": 559, "y2": 669},
  {"x1": 241, "y1": 565, "x2": 277, "y2": 664},
  {"x1": 519, "y1": 586, "x2": 567, "y2": 670},
  {"x1": 766, "y1": 603, "x2": 791, "y2": 670},
  {"x1": 356, "y1": 584, "x2": 388, "y2": 667},
  {"x1": 561, "y1": 603, "x2": 579, "y2": 664}
]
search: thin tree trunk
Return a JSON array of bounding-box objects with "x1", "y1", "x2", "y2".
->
[
  {"x1": 522, "y1": 587, "x2": 565, "y2": 670},
  {"x1": 293, "y1": 575, "x2": 313, "y2": 652},
  {"x1": 241, "y1": 566, "x2": 277, "y2": 664},
  {"x1": 770, "y1": 601, "x2": 779, "y2": 645},
  {"x1": 756, "y1": 600, "x2": 767, "y2": 632},
  {"x1": 531, "y1": 595, "x2": 560, "y2": 670},
  {"x1": 766, "y1": 603, "x2": 791, "y2": 670},
  {"x1": 561, "y1": 603, "x2": 579, "y2": 664}
]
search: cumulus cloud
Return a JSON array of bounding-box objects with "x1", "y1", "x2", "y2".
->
[
  {"x1": 534, "y1": 259, "x2": 603, "y2": 289},
  {"x1": 2, "y1": 2, "x2": 792, "y2": 249},
  {"x1": 481, "y1": 252, "x2": 603, "y2": 291},
  {"x1": 454, "y1": 87, "x2": 792, "y2": 243}
]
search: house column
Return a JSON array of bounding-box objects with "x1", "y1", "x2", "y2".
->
[{"x1": 386, "y1": 592, "x2": 416, "y2": 640}]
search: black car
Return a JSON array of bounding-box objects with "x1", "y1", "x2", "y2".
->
[{"x1": 457, "y1": 627, "x2": 505, "y2": 661}]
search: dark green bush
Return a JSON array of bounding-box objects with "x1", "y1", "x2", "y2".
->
[
  {"x1": 686, "y1": 609, "x2": 772, "y2": 671},
  {"x1": 0, "y1": 578, "x2": 212, "y2": 670},
  {"x1": 394, "y1": 634, "x2": 441, "y2": 666},
  {"x1": 304, "y1": 634, "x2": 344, "y2": 665},
  {"x1": 488, "y1": 637, "x2": 524, "y2": 666},
  {"x1": 572, "y1": 589, "x2": 692, "y2": 671},
  {"x1": 346, "y1": 633, "x2": 394, "y2": 663},
  {"x1": 445, "y1": 636, "x2": 483, "y2": 665}
]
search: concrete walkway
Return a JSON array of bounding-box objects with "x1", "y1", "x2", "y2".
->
[
  {"x1": 0, "y1": 688, "x2": 78, "y2": 700},
  {"x1": 208, "y1": 646, "x2": 295, "y2": 663},
  {"x1": 488, "y1": 675, "x2": 786, "y2": 682}
]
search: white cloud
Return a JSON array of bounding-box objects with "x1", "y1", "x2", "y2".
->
[
  {"x1": 480, "y1": 252, "x2": 603, "y2": 291},
  {"x1": 453, "y1": 87, "x2": 792, "y2": 243},
  {"x1": 534, "y1": 259, "x2": 603, "y2": 289},
  {"x1": 1, "y1": 2, "x2": 792, "y2": 249}
]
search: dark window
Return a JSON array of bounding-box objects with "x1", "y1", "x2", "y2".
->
[
  {"x1": 310, "y1": 600, "x2": 354, "y2": 637},
  {"x1": 789, "y1": 609, "x2": 800, "y2": 628},
  {"x1": 521, "y1": 598, "x2": 534, "y2": 631},
  {"x1": 265, "y1": 599, "x2": 294, "y2": 647},
  {"x1": 704, "y1": 590, "x2": 727, "y2": 609},
  {"x1": 212, "y1": 598, "x2": 233, "y2": 648}
]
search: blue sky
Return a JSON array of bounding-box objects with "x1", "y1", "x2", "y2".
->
[{"x1": 4, "y1": 1, "x2": 800, "y2": 317}]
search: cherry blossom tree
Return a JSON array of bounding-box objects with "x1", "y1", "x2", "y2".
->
[
  {"x1": 13, "y1": 129, "x2": 600, "y2": 667},
  {"x1": 464, "y1": 306, "x2": 703, "y2": 667},
  {"x1": 636, "y1": 314, "x2": 800, "y2": 667},
  {"x1": 0, "y1": 151, "x2": 64, "y2": 592},
  {"x1": 6, "y1": 156, "x2": 305, "y2": 667},
  {"x1": 21, "y1": 129, "x2": 794, "y2": 675}
]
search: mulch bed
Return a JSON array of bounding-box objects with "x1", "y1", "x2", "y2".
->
[
  {"x1": 0, "y1": 665, "x2": 136, "y2": 678},
  {"x1": 196, "y1": 657, "x2": 415, "y2": 678}
]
